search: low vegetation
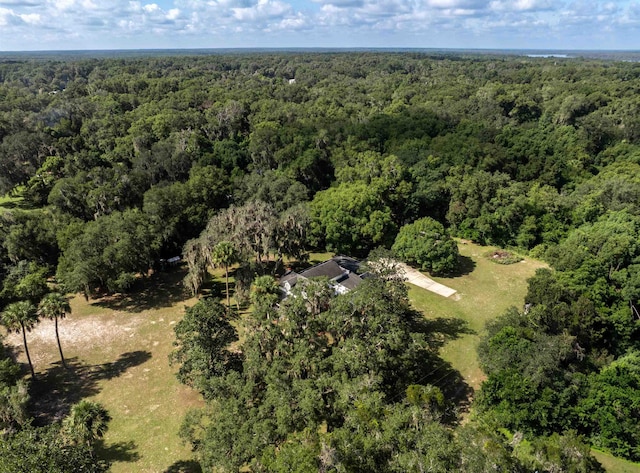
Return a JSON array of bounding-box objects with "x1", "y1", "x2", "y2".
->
[
  {"x1": 484, "y1": 249, "x2": 523, "y2": 265},
  {"x1": 408, "y1": 241, "x2": 546, "y2": 390}
]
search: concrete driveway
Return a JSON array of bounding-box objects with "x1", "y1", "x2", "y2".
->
[{"x1": 398, "y1": 263, "x2": 457, "y2": 298}]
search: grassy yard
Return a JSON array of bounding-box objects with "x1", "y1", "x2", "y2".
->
[
  {"x1": 5, "y1": 268, "x2": 204, "y2": 473},
  {"x1": 408, "y1": 241, "x2": 640, "y2": 473},
  {"x1": 593, "y1": 450, "x2": 640, "y2": 473},
  {"x1": 0, "y1": 191, "x2": 24, "y2": 212},
  {"x1": 408, "y1": 241, "x2": 546, "y2": 390}
]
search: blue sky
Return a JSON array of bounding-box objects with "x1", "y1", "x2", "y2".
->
[{"x1": 0, "y1": 0, "x2": 639, "y2": 51}]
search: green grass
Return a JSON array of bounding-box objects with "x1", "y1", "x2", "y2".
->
[
  {"x1": 408, "y1": 241, "x2": 546, "y2": 389},
  {"x1": 593, "y1": 450, "x2": 640, "y2": 473},
  {"x1": 7, "y1": 246, "x2": 639, "y2": 473},
  {"x1": 408, "y1": 241, "x2": 640, "y2": 473},
  {"x1": 6, "y1": 268, "x2": 204, "y2": 473}
]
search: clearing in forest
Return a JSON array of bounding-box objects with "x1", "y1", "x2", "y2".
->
[
  {"x1": 409, "y1": 241, "x2": 640, "y2": 473},
  {"x1": 408, "y1": 240, "x2": 546, "y2": 390},
  {"x1": 4, "y1": 269, "x2": 203, "y2": 473}
]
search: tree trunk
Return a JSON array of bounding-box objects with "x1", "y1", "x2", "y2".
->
[
  {"x1": 225, "y1": 264, "x2": 230, "y2": 309},
  {"x1": 21, "y1": 322, "x2": 35, "y2": 378},
  {"x1": 55, "y1": 316, "x2": 67, "y2": 369}
]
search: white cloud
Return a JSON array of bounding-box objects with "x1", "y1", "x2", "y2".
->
[
  {"x1": 19, "y1": 11, "x2": 39, "y2": 21},
  {"x1": 312, "y1": 0, "x2": 364, "y2": 7},
  {"x1": 0, "y1": 6, "x2": 16, "y2": 25},
  {"x1": 0, "y1": 5, "x2": 41, "y2": 25},
  {"x1": 51, "y1": 0, "x2": 74, "y2": 10},
  {"x1": 0, "y1": 0, "x2": 639, "y2": 51},
  {"x1": 490, "y1": 0, "x2": 555, "y2": 12},
  {"x1": 428, "y1": 0, "x2": 487, "y2": 9},
  {"x1": 0, "y1": 0, "x2": 42, "y2": 5},
  {"x1": 232, "y1": 0, "x2": 291, "y2": 21},
  {"x1": 143, "y1": 3, "x2": 160, "y2": 13}
]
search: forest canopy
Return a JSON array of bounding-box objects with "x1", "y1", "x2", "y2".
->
[{"x1": 2, "y1": 51, "x2": 640, "y2": 470}]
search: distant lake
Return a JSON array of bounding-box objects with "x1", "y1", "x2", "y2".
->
[{"x1": 527, "y1": 54, "x2": 570, "y2": 58}]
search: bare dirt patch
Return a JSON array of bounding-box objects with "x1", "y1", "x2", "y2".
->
[{"x1": 5, "y1": 312, "x2": 145, "y2": 366}]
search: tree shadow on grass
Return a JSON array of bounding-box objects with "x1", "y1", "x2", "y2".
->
[
  {"x1": 29, "y1": 351, "x2": 152, "y2": 425},
  {"x1": 96, "y1": 440, "x2": 140, "y2": 464},
  {"x1": 406, "y1": 312, "x2": 476, "y2": 420},
  {"x1": 97, "y1": 350, "x2": 153, "y2": 380},
  {"x1": 420, "y1": 317, "x2": 475, "y2": 349},
  {"x1": 164, "y1": 460, "x2": 203, "y2": 473},
  {"x1": 92, "y1": 268, "x2": 188, "y2": 313},
  {"x1": 443, "y1": 255, "x2": 476, "y2": 278},
  {"x1": 419, "y1": 352, "x2": 474, "y2": 421},
  {"x1": 196, "y1": 277, "x2": 226, "y2": 302}
]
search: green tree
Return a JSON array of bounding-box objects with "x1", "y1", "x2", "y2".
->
[
  {"x1": 250, "y1": 275, "x2": 281, "y2": 312},
  {"x1": 56, "y1": 209, "x2": 155, "y2": 296},
  {"x1": 577, "y1": 351, "x2": 640, "y2": 460},
  {"x1": 170, "y1": 298, "x2": 239, "y2": 393},
  {"x1": 0, "y1": 335, "x2": 28, "y2": 430},
  {"x1": 310, "y1": 181, "x2": 396, "y2": 256},
  {"x1": 392, "y1": 217, "x2": 459, "y2": 275},
  {"x1": 37, "y1": 292, "x2": 71, "y2": 369},
  {"x1": 525, "y1": 432, "x2": 605, "y2": 473},
  {"x1": 0, "y1": 423, "x2": 109, "y2": 473},
  {"x1": 1, "y1": 301, "x2": 39, "y2": 378},
  {"x1": 274, "y1": 204, "x2": 310, "y2": 266},
  {"x1": 2, "y1": 210, "x2": 60, "y2": 267},
  {"x1": 62, "y1": 400, "x2": 111, "y2": 448},
  {"x1": 0, "y1": 261, "x2": 49, "y2": 305}
]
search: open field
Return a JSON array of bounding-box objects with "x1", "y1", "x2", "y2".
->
[
  {"x1": 408, "y1": 241, "x2": 546, "y2": 390},
  {"x1": 4, "y1": 269, "x2": 204, "y2": 473}
]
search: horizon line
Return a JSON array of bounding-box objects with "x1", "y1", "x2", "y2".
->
[{"x1": 2, "y1": 46, "x2": 640, "y2": 54}]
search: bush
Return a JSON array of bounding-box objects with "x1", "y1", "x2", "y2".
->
[{"x1": 484, "y1": 250, "x2": 523, "y2": 265}]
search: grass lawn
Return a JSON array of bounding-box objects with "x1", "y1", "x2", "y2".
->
[
  {"x1": 593, "y1": 450, "x2": 640, "y2": 473},
  {"x1": 4, "y1": 268, "x2": 204, "y2": 473},
  {"x1": 5, "y1": 246, "x2": 639, "y2": 473},
  {"x1": 408, "y1": 241, "x2": 546, "y2": 390}
]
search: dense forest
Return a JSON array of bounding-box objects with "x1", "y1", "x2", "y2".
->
[{"x1": 1, "y1": 51, "x2": 640, "y2": 471}]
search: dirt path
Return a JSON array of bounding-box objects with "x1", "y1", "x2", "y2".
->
[{"x1": 399, "y1": 263, "x2": 457, "y2": 298}]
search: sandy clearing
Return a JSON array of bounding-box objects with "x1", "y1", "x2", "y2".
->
[{"x1": 5, "y1": 312, "x2": 145, "y2": 365}]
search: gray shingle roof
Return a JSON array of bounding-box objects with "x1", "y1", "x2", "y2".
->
[{"x1": 279, "y1": 257, "x2": 364, "y2": 295}]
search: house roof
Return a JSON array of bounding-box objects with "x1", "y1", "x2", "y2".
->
[
  {"x1": 331, "y1": 256, "x2": 360, "y2": 273},
  {"x1": 335, "y1": 272, "x2": 362, "y2": 290},
  {"x1": 279, "y1": 256, "x2": 364, "y2": 294},
  {"x1": 299, "y1": 260, "x2": 345, "y2": 280},
  {"x1": 280, "y1": 271, "x2": 299, "y2": 286}
]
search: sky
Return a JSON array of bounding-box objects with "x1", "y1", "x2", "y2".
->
[{"x1": 0, "y1": 0, "x2": 639, "y2": 51}]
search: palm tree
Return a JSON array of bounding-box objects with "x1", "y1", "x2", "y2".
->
[
  {"x1": 63, "y1": 400, "x2": 111, "y2": 448},
  {"x1": 1, "y1": 301, "x2": 39, "y2": 378},
  {"x1": 38, "y1": 292, "x2": 71, "y2": 369},
  {"x1": 211, "y1": 241, "x2": 238, "y2": 309}
]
